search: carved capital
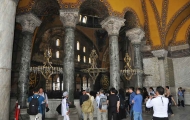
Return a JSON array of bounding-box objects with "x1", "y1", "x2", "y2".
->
[
  {"x1": 60, "y1": 9, "x2": 79, "y2": 28},
  {"x1": 126, "y1": 28, "x2": 145, "y2": 44},
  {"x1": 101, "y1": 16, "x2": 125, "y2": 36},
  {"x1": 152, "y1": 49, "x2": 168, "y2": 58},
  {"x1": 16, "y1": 13, "x2": 41, "y2": 33}
]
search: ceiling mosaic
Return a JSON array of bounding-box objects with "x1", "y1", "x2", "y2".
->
[{"x1": 16, "y1": 0, "x2": 190, "y2": 50}]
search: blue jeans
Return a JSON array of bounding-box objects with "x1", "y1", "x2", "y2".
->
[
  {"x1": 41, "y1": 103, "x2": 46, "y2": 120},
  {"x1": 133, "y1": 111, "x2": 143, "y2": 120},
  {"x1": 130, "y1": 109, "x2": 133, "y2": 120}
]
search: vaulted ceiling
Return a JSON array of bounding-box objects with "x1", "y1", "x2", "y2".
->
[{"x1": 16, "y1": 0, "x2": 190, "y2": 50}]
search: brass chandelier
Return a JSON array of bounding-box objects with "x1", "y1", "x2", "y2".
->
[
  {"x1": 30, "y1": 48, "x2": 63, "y2": 79},
  {"x1": 120, "y1": 53, "x2": 137, "y2": 80},
  {"x1": 81, "y1": 49, "x2": 108, "y2": 83}
]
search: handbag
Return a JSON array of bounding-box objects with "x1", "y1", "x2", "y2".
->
[{"x1": 56, "y1": 104, "x2": 61, "y2": 115}]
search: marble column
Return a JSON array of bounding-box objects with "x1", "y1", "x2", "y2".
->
[
  {"x1": 126, "y1": 28, "x2": 145, "y2": 88},
  {"x1": 101, "y1": 16, "x2": 125, "y2": 90},
  {"x1": 151, "y1": 49, "x2": 168, "y2": 87},
  {"x1": 16, "y1": 13, "x2": 41, "y2": 108},
  {"x1": 60, "y1": 9, "x2": 79, "y2": 104},
  {"x1": 0, "y1": 0, "x2": 19, "y2": 119}
]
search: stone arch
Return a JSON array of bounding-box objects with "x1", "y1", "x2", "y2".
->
[
  {"x1": 186, "y1": 25, "x2": 190, "y2": 45},
  {"x1": 31, "y1": 0, "x2": 60, "y2": 16},
  {"x1": 169, "y1": 16, "x2": 190, "y2": 46},
  {"x1": 123, "y1": 8, "x2": 141, "y2": 29},
  {"x1": 165, "y1": 2, "x2": 190, "y2": 46},
  {"x1": 79, "y1": 0, "x2": 109, "y2": 20}
]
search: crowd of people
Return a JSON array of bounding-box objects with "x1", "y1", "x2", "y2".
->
[{"x1": 27, "y1": 86, "x2": 185, "y2": 120}]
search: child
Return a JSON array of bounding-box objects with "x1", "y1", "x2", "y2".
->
[
  {"x1": 132, "y1": 88, "x2": 143, "y2": 120},
  {"x1": 62, "y1": 91, "x2": 70, "y2": 120}
]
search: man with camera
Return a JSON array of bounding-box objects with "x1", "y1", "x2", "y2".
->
[{"x1": 146, "y1": 86, "x2": 169, "y2": 120}]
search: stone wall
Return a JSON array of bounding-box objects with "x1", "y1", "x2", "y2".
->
[
  {"x1": 172, "y1": 57, "x2": 190, "y2": 105},
  {"x1": 143, "y1": 57, "x2": 161, "y2": 87},
  {"x1": 143, "y1": 56, "x2": 190, "y2": 105}
]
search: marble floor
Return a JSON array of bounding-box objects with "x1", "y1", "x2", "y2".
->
[{"x1": 13, "y1": 106, "x2": 190, "y2": 120}]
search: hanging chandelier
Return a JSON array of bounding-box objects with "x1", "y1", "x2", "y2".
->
[
  {"x1": 30, "y1": 48, "x2": 63, "y2": 80},
  {"x1": 120, "y1": 53, "x2": 137, "y2": 80},
  {"x1": 80, "y1": 49, "x2": 108, "y2": 84}
]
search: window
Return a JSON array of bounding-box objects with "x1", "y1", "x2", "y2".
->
[
  {"x1": 79, "y1": 15, "x2": 82, "y2": 22},
  {"x1": 77, "y1": 41, "x2": 80, "y2": 50},
  {"x1": 89, "y1": 57, "x2": 91, "y2": 63},
  {"x1": 77, "y1": 55, "x2": 80, "y2": 62},
  {"x1": 83, "y1": 46, "x2": 86, "y2": 53},
  {"x1": 56, "y1": 51, "x2": 59, "y2": 58},
  {"x1": 56, "y1": 39, "x2": 60, "y2": 46},
  {"x1": 83, "y1": 56, "x2": 86, "y2": 63},
  {"x1": 53, "y1": 77, "x2": 63, "y2": 90},
  {"x1": 82, "y1": 16, "x2": 87, "y2": 24}
]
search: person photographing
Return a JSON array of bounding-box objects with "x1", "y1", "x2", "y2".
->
[{"x1": 146, "y1": 86, "x2": 169, "y2": 120}]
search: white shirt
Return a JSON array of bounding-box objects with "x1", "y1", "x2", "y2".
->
[
  {"x1": 61, "y1": 98, "x2": 69, "y2": 116},
  {"x1": 39, "y1": 92, "x2": 48, "y2": 104},
  {"x1": 146, "y1": 95, "x2": 168, "y2": 118}
]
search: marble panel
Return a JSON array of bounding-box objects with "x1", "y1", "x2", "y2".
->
[
  {"x1": 172, "y1": 57, "x2": 190, "y2": 87},
  {"x1": 143, "y1": 57, "x2": 161, "y2": 87},
  {"x1": 172, "y1": 57, "x2": 190, "y2": 105}
]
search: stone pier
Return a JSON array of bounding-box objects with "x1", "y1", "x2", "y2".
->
[
  {"x1": 101, "y1": 16, "x2": 125, "y2": 90},
  {"x1": 0, "y1": 0, "x2": 18, "y2": 119},
  {"x1": 60, "y1": 9, "x2": 79, "y2": 103},
  {"x1": 126, "y1": 28, "x2": 145, "y2": 88},
  {"x1": 16, "y1": 13, "x2": 41, "y2": 108}
]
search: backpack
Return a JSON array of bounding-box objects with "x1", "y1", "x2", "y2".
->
[
  {"x1": 27, "y1": 96, "x2": 39, "y2": 115},
  {"x1": 82, "y1": 96, "x2": 94, "y2": 113},
  {"x1": 99, "y1": 95, "x2": 108, "y2": 111}
]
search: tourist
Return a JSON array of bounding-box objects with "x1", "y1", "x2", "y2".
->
[
  {"x1": 165, "y1": 86, "x2": 177, "y2": 116},
  {"x1": 132, "y1": 88, "x2": 143, "y2": 120},
  {"x1": 125, "y1": 88, "x2": 130, "y2": 116},
  {"x1": 167, "y1": 94, "x2": 177, "y2": 116},
  {"x1": 107, "y1": 88, "x2": 120, "y2": 120},
  {"x1": 28, "y1": 88, "x2": 45, "y2": 120},
  {"x1": 79, "y1": 90, "x2": 86, "y2": 120},
  {"x1": 80, "y1": 90, "x2": 86, "y2": 106},
  {"x1": 118, "y1": 89, "x2": 126, "y2": 120},
  {"x1": 146, "y1": 86, "x2": 169, "y2": 120},
  {"x1": 165, "y1": 86, "x2": 170, "y2": 97},
  {"x1": 149, "y1": 87, "x2": 156, "y2": 96},
  {"x1": 142, "y1": 87, "x2": 150, "y2": 113},
  {"x1": 178, "y1": 87, "x2": 185, "y2": 107},
  {"x1": 95, "y1": 89, "x2": 108, "y2": 120},
  {"x1": 62, "y1": 91, "x2": 70, "y2": 120},
  {"x1": 39, "y1": 87, "x2": 49, "y2": 120},
  {"x1": 129, "y1": 87, "x2": 136, "y2": 120},
  {"x1": 82, "y1": 88, "x2": 94, "y2": 120}
]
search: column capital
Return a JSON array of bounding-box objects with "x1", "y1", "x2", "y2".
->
[
  {"x1": 126, "y1": 28, "x2": 145, "y2": 44},
  {"x1": 60, "y1": 9, "x2": 79, "y2": 28},
  {"x1": 151, "y1": 49, "x2": 168, "y2": 58},
  {"x1": 16, "y1": 13, "x2": 41, "y2": 33},
  {"x1": 101, "y1": 16, "x2": 125, "y2": 36}
]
